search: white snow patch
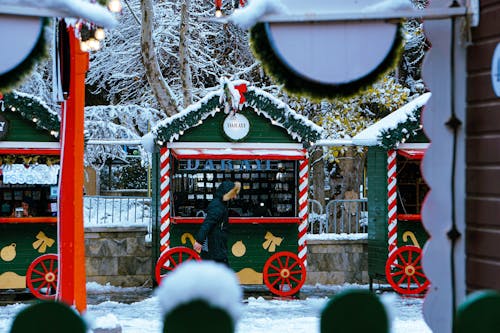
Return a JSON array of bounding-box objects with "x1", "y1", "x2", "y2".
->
[
  {"x1": 306, "y1": 233, "x2": 368, "y2": 241},
  {"x1": 364, "y1": 0, "x2": 415, "y2": 12},
  {"x1": 156, "y1": 261, "x2": 243, "y2": 323},
  {"x1": 229, "y1": 0, "x2": 287, "y2": 30},
  {"x1": 0, "y1": 0, "x2": 117, "y2": 27}
]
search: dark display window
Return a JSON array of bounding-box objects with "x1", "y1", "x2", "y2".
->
[
  {"x1": 0, "y1": 182, "x2": 57, "y2": 217},
  {"x1": 172, "y1": 158, "x2": 297, "y2": 218},
  {"x1": 396, "y1": 156, "x2": 429, "y2": 215}
]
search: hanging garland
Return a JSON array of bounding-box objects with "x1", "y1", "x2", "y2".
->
[
  {"x1": 0, "y1": 18, "x2": 50, "y2": 92},
  {"x1": 1, "y1": 91, "x2": 60, "y2": 137},
  {"x1": 0, "y1": 155, "x2": 60, "y2": 167},
  {"x1": 249, "y1": 22, "x2": 404, "y2": 101},
  {"x1": 152, "y1": 82, "x2": 323, "y2": 145},
  {"x1": 378, "y1": 106, "x2": 423, "y2": 150}
]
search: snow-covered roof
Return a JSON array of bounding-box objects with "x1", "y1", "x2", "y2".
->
[
  {"x1": 352, "y1": 92, "x2": 431, "y2": 146},
  {"x1": 145, "y1": 80, "x2": 324, "y2": 148},
  {"x1": 0, "y1": 0, "x2": 117, "y2": 28}
]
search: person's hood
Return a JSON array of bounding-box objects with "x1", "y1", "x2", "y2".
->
[{"x1": 215, "y1": 181, "x2": 240, "y2": 201}]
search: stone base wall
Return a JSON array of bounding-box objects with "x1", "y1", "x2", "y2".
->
[
  {"x1": 85, "y1": 227, "x2": 152, "y2": 287},
  {"x1": 84, "y1": 228, "x2": 368, "y2": 287},
  {"x1": 305, "y1": 238, "x2": 369, "y2": 285}
]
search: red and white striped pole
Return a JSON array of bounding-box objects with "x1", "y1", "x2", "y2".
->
[
  {"x1": 159, "y1": 147, "x2": 171, "y2": 256},
  {"x1": 387, "y1": 150, "x2": 398, "y2": 258},
  {"x1": 298, "y1": 154, "x2": 309, "y2": 266}
]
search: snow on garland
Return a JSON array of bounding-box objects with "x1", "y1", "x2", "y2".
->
[
  {"x1": 0, "y1": 90, "x2": 60, "y2": 137},
  {"x1": 148, "y1": 80, "x2": 323, "y2": 147},
  {"x1": 352, "y1": 92, "x2": 431, "y2": 149},
  {"x1": 378, "y1": 106, "x2": 422, "y2": 149}
]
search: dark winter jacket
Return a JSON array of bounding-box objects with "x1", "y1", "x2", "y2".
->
[{"x1": 195, "y1": 181, "x2": 236, "y2": 263}]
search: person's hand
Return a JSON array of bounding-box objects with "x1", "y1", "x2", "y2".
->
[{"x1": 193, "y1": 241, "x2": 202, "y2": 253}]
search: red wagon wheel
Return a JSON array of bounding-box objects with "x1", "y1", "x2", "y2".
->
[
  {"x1": 155, "y1": 247, "x2": 201, "y2": 285},
  {"x1": 385, "y1": 245, "x2": 429, "y2": 295},
  {"x1": 26, "y1": 253, "x2": 58, "y2": 300},
  {"x1": 263, "y1": 251, "x2": 306, "y2": 297}
]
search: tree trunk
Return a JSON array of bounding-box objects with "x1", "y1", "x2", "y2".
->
[
  {"x1": 179, "y1": 0, "x2": 193, "y2": 108},
  {"x1": 140, "y1": 0, "x2": 178, "y2": 116}
]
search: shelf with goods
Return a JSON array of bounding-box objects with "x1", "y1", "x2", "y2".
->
[
  {"x1": 171, "y1": 159, "x2": 297, "y2": 218},
  {"x1": 0, "y1": 183, "x2": 58, "y2": 219}
]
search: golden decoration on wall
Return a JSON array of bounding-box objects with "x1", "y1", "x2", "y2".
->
[
  {"x1": 32, "y1": 231, "x2": 55, "y2": 253},
  {"x1": 0, "y1": 272, "x2": 26, "y2": 289},
  {"x1": 0, "y1": 243, "x2": 16, "y2": 262},
  {"x1": 181, "y1": 233, "x2": 196, "y2": 247},
  {"x1": 236, "y1": 268, "x2": 263, "y2": 285},
  {"x1": 262, "y1": 231, "x2": 283, "y2": 252},
  {"x1": 231, "y1": 240, "x2": 246, "y2": 257},
  {"x1": 402, "y1": 231, "x2": 420, "y2": 248}
]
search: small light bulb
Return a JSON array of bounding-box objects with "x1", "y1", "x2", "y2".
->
[
  {"x1": 108, "y1": 0, "x2": 122, "y2": 13},
  {"x1": 94, "y1": 28, "x2": 105, "y2": 41},
  {"x1": 215, "y1": 9, "x2": 223, "y2": 17},
  {"x1": 88, "y1": 38, "x2": 101, "y2": 51},
  {"x1": 33, "y1": 118, "x2": 38, "y2": 123},
  {"x1": 80, "y1": 41, "x2": 90, "y2": 52},
  {"x1": 11, "y1": 107, "x2": 16, "y2": 111}
]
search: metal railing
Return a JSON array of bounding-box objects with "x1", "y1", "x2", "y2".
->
[
  {"x1": 83, "y1": 196, "x2": 366, "y2": 236},
  {"x1": 84, "y1": 195, "x2": 152, "y2": 231},
  {"x1": 308, "y1": 198, "x2": 368, "y2": 234}
]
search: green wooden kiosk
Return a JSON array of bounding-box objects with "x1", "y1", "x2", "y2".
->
[
  {"x1": 147, "y1": 80, "x2": 323, "y2": 296},
  {"x1": 0, "y1": 92, "x2": 60, "y2": 299},
  {"x1": 353, "y1": 93, "x2": 431, "y2": 295}
]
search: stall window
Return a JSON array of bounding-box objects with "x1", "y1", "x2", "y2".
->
[
  {"x1": 172, "y1": 158, "x2": 297, "y2": 218},
  {"x1": 396, "y1": 155, "x2": 429, "y2": 215}
]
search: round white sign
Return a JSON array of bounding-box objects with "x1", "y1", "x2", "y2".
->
[
  {"x1": 491, "y1": 43, "x2": 500, "y2": 97},
  {"x1": 0, "y1": 15, "x2": 43, "y2": 75},
  {"x1": 223, "y1": 113, "x2": 250, "y2": 141}
]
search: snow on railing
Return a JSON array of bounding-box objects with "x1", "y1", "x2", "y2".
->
[
  {"x1": 308, "y1": 199, "x2": 368, "y2": 235},
  {"x1": 84, "y1": 196, "x2": 152, "y2": 237}
]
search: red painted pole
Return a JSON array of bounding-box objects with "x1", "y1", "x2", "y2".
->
[{"x1": 57, "y1": 26, "x2": 88, "y2": 312}]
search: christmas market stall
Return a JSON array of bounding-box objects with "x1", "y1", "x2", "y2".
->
[
  {"x1": 0, "y1": 92, "x2": 60, "y2": 299},
  {"x1": 352, "y1": 93, "x2": 431, "y2": 295},
  {"x1": 144, "y1": 79, "x2": 323, "y2": 296}
]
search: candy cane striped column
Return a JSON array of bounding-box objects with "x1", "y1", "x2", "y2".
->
[
  {"x1": 159, "y1": 147, "x2": 171, "y2": 256},
  {"x1": 298, "y1": 155, "x2": 309, "y2": 267},
  {"x1": 387, "y1": 149, "x2": 398, "y2": 258}
]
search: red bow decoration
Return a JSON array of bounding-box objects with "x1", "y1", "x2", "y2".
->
[
  {"x1": 234, "y1": 84, "x2": 247, "y2": 104},
  {"x1": 0, "y1": 92, "x2": 3, "y2": 100}
]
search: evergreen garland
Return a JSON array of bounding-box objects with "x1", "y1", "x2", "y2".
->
[
  {"x1": 249, "y1": 22, "x2": 404, "y2": 101},
  {"x1": 0, "y1": 18, "x2": 50, "y2": 92},
  {"x1": 154, "y1": 86, "x2": 323, "y2": 145},
  {"x1": 1, "y1": 91, "x2": 60, "y2": 137},
  {"x1": 378, "y1": 106, "x2": 423, "y2": 149}
]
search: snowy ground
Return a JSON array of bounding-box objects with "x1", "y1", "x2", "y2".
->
[{"x1": 0, "y1": 283, "x2": 430, "y2": 333}]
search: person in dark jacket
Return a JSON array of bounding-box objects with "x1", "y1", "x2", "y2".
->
[{"x1": 193, "y1": 180, "x2": 241, "y2": 266}]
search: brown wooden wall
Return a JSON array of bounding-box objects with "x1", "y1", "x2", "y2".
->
[{"x1": 466, "y1": 0, "x2": 500, "y2": 291}]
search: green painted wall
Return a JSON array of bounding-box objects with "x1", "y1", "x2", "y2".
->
[
  {"x1": 0, "y1": 224, "x2": 57, "y2": 276},
  {"x1": 2, "y1": 111, "x2": 57, "y2": 142},
  {"x1": 168, "y1": 222, "x2": 298, "y2": 276},
  {"x1": 367, "y1": 147, "x2": 389, "y2": 279},
  {"x1": 177, "y1": 107, "x2": 297, "y2": 143}
]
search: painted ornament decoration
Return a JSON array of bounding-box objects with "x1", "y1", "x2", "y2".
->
[
  {"x1": 249, "y1": 0, "x2": 406, "y2": 100},
  {"x1": 0, "y1": 243, "x2": 16, "y2": 262}
]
